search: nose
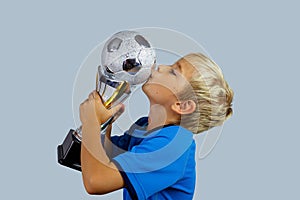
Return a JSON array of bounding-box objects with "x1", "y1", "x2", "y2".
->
[{"x1": 157, "y1": 65, "x2": 169, "y2": 72}]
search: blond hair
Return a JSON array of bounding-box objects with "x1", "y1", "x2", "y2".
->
[{"x1": 178, "y1": 53, "x2": 234, "y2": 134}]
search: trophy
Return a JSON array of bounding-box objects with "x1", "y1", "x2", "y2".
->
[{"x1": 57, "y1": 30, "x2": 156, "y2": 171}]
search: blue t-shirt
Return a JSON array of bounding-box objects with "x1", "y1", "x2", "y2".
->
[{"x1": 108, "y1": 117, "x2": 196, "y2": 200}]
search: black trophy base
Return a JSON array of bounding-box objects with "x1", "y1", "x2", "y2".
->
[{"x1": 57, "y1": 129, "x2": 82, "y2": 171}]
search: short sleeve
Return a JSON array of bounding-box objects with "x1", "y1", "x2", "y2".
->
[
  {"x1": 101, "y1": 117, "x2": 148, "y2": 158},
  {"x1": 112, "y1": 126, "x2": 194, "y2": 199},
  {"x1": 101, "y1": 133, "x2": 132, "y2": 158}
]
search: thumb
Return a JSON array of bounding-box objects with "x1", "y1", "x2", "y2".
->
[{"x1": 93, "y1": 90, "x2": 104, "y2": 103}]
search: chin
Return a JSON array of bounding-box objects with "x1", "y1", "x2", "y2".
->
[
  {"x1": 142, "y1": 83, "x2": 148, "y2": 93},
  {"x1": 142, "y1": 83, "x2": 151, "y2": 98}
]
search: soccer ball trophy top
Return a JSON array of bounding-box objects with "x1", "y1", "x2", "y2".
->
[
  {"x1": 57, "y1": 30, "x2": 156, "y2": 171},
  {"x1": 101, "y1": 30, "x2": 155, "y2": 85}
]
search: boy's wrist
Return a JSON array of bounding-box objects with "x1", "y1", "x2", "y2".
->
[
  {"x1": 80, "y1": 111, "x2": 101, "y2": 126},
  {"x1": 82, "y1": 119, "x2": 101, "y2": 133}
]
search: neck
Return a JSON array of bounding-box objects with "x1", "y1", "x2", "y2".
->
[{"x1": 146, "y1": 101, "x2": 179, "y2": 131}]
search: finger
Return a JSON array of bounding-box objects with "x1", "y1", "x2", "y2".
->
[
  {"x1": 111, "y1": 104, "x2": 125, "y2": 123},
  {"x1": 109, "y1": 104, "x2": 125, "y2": 116},
  {"x1": 92, "y1": 90, "x2": 106, "y2": 106},
  {"x1": 80, "y1": 98, "x2": 89, "y2": 106},
  {"x1": 88, "y1": 91, "x2": 95, "y2": 101},
  {"x1": 79, "y1": 100, "x2": 86, "y2": 114},
  {"x1": 93, "y1": 90, "x2": 101, "y2": 101}
]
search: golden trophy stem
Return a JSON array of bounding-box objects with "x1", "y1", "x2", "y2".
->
[{"x1": 104, "y1": 81, "x2": 130, "y2": 108}]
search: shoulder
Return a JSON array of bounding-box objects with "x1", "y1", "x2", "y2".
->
[
  {"x1": 138, "y1": 125, "x2": 194, "y2": 154},
  {"x1": 147, "y1": 125, "x2": 193, "y2": 141}
]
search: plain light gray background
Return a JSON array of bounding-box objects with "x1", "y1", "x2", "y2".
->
[{"x1": 0, "y1": 0, "x2": 299, "y2": 199}]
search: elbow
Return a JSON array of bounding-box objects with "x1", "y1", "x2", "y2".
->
[
  {"x1": 83, "y1": 176, "x2": 108, "y2": 195},
  {"x1": 84, "y1": 181, "x2": 99, "y2": 195}
]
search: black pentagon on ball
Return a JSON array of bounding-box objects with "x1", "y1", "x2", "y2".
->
[
  {"x1": 135, "y1": 35, "x2": 150, "y2": 48},
  {"x1": 122, "y1": 58, "x2": 142, "y2": 74},
  {"x1": 107, "y1": 37, "x2": 122, "y2": 52}
]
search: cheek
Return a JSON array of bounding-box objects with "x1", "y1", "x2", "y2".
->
[
  {"x1": 142, "y1": 84, "x2": 178, "y2": 102},
  {"x1": 142, "y1": 84, "x2": 162, "y2": 96}
]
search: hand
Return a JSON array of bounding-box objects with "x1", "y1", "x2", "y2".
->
[{"x1": 80, "y1": 90, "x2": 125, "y2": 126}]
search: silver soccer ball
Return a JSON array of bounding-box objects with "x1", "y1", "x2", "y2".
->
[{"x1": 101, "y1": 30, "x2": 156, "y2": 85}]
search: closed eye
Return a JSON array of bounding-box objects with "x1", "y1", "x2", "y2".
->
[{"x1": 169, "y1": 69, "x2": 176, "y2": 76}]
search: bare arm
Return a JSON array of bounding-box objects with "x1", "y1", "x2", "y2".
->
[
  {"x1": 80, "y1": 91, "x2": 124, "y2": 195},
  {"x1": 103, "y1": 124, "x2": 113, "y2": 158},
  {"x1": 103, "y1": 104, "x2": 124, "y2": 158}
]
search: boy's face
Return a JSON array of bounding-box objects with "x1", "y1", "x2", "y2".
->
[{"x1": 142, "y1": 58, "x2": 195, "y2": 106}]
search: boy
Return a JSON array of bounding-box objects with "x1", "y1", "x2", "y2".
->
[{"x1": 79, "y1": 53, "x2": 233, "y2": 199}]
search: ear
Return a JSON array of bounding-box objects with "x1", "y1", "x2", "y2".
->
[{"x1": 171, "y1": 100, "x2": 196, "y2": 115}]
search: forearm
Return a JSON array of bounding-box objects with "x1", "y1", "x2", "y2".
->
[
  {"x1": 81, "y1": 120, "x2": 122, "y2": 194},
  {"x1": 81, "y1": 120, "x2": 111, "y2": 165},
  {"x1": 103, "y1": 124, "x2": 113, "y2": 158},
  {"x1": 79, "y1": 91, "x2": 124, "y2": 194}
]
